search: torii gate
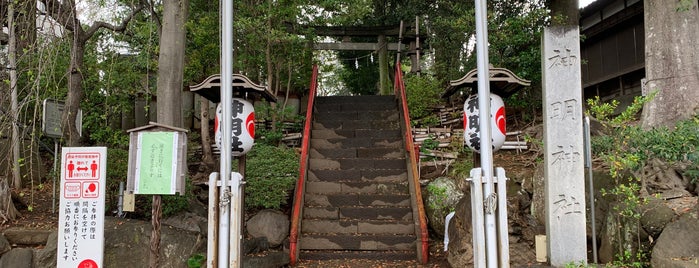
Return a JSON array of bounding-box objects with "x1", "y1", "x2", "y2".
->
[{"x1": 289, "y1": 21, "x2": 427, "y2": 94}]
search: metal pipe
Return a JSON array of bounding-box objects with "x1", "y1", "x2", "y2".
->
[
  {"x1": 219, "y1": 0, "x2": 234, "y2": 266},
  {"x1": 118, "y1": 181, "x2": 124, "y2": 217},
  {"x1": 53, "y1": 140, "x2": 58, "y2": 214},
  {"x1": 395, "y1": 64, "x2": 430, "y2": 263},
  {"x1": 474, "y1": 0, "x2": 498, "y2": 266},
  {"x1": 584, "y1": 116, "x2": 598, "y2": 263},
  {"x1": 288, "y1": 65, "x2": 318, "y2": 265}
]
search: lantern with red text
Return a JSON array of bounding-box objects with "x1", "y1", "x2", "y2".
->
[
  {"x1": 214, "y1": 98, "x2": 255, "y2": 156},
  {"x1": 463, "y1": 93, "x2": 506, "y2": 152}
]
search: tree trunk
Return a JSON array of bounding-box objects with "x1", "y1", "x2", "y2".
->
[
  {"x1": 641, "y1": 0, "x2": 699, "y2": 129},
  {"x1": 64, "y1": 37, "x2": 86, "y2": 147},
  {"x1": 200, "y1": 98, "x2": 215, "y2": 169},
  {"x1": 156, "y1": 0, "x2": 188, "y2": 128},
  {"x1": 152, "y1": 1, "x2": 188, "y2": 267},
  {"x1": 9, "y1": 1, "x2": 21, "y2": 188},
  {"x1": 3, "y1": 1, "x2": 20, "y2": 221},
  {"x1": 378, "y1": 34, "x2": 390, "y2": 95},
  {"x1": 266, "y1": 0, "x2": 278, "y2": 131}
]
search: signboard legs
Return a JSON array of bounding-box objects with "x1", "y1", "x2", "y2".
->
[
  {"x1": 468, "y1": 167, "x2": 510, "y2": 267},
  {"x1": 207, "y1": 172, "x2": 244, "y2": 268}
]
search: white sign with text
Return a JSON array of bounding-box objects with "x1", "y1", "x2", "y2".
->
[{"x1": 57, "y1": 147, "x2": 107, "y2": 268}]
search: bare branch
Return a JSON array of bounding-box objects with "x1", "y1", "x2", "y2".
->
[
  {"x1": 143, "y1": 0, "x2": 163, "y2": 36},
  {"x1": 83, "y1": 4, "x2": 145, "y2": 40},
  {"x1": 40, "y1": 0, "x2": 77, "y2": 32}
]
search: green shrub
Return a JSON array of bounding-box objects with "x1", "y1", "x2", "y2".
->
[
  {"x1": 426, "y1": 183, "x2": 451, "y2": 212},
  {"x1": 587, "y1": 93, "x2": 699, "y2": 266},
  {"x1": 239, "y1": 143, "x2": 299, "y2": 210},
  {"x1": 187, "y1": 253, "x2": 206, "y2": 268},
  {"x1": 404, "y1": 74, "x2": 442, "y2": 127}
]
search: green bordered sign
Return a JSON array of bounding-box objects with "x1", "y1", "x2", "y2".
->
[{"x1": 126, "y1": 122, "x2": 187, "y2": 195}]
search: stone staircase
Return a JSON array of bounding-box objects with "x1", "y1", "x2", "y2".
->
[{"x1": 298, "y1": 95, "x2": 418, "y2": 261}]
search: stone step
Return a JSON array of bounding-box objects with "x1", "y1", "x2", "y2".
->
[
  {"x1": 310, "y1": 148, "x2": 404, "y2": 160},
  {"x1": 304, "y1": 193, "x2": 411, "y2": 207},
  {"x1": 300, "y1": 219, "x2": 415, "y2": 235},
  {"x1": 299, "y1": 250, "x2": 416, "y2": 261},
  {"x1": 305, "y1": 181, "x2": 409, "y2": 195},
  {"x1": 303, "y1": 206, "x2": 413, "y2": 221},
  {"x1": 315, "y1": 101, "x2": 397, "y2": 112},
  {"x1": 308, "y1": 169, "x2": 407, "y2": 183},
  {"x1": 315, "y1": 95, "x2": 397, "y2": 105},
  {"x1": 309, "y1": 158, "x2": 406, "y2": 171},
  {"x1": 314, "y1": 110, "x2": 399, "y2": 121},
  {"x1": 313, "y1": 120, "x2": 399, "y2": 131},
  {"x1": 1, "y1": 228, "x2": 52, "y2": 245},
  {"x1": 312, "y1": 129, "x2": 401, "y2": 140},
  {"x1": 299, "y1": 233, "x2": 415, "y2": 251},
  {"x1": 310, "y1": 137, "x2": 402, "y2": 150}
]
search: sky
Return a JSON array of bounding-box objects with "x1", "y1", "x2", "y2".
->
[{"x1": 580, "y1": 0, "x2": 596, "y2": 8}]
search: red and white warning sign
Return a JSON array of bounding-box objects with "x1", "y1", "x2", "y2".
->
[{"x1": 57, "y1": 147, "x2": 106, "y2": 268}]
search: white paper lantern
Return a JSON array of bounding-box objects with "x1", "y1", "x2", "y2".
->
[
  {"x1": 215, "y1": 98, "x2": 255, "y2": 156},
  {"x1": 463, "y1": 93, "x2": 506, "y2": 152}
]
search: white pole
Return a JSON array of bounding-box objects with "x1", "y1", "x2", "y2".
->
[
  {"x1": 474, "y1": 0, "x2": 498, "y2": 267},
  {"x1": 470, "y1": 168, "x2": 486, "y2": 267},
  {"x1": 584, "y1": 116, "x2": 598, "y2": 263},
  {"x1": 219, "y1": 0, "x2": 234, "y2": 266},
  {"x1": 496, "y1": 167, "x2": 510, "y2": 267},
  {"x1": 229, "y1": 172, "x2": 243, "y2": 267},
  {"x1": 207, "y1": 172, "x2": 219, "y2": 268}
]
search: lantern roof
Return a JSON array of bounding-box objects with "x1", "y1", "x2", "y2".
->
[
  {"x1": 188, "y1": 74, "x2": 277, "y2": 103},
  {"x1": 441, "y1": 66, "x2": 531, "y2": 99},
  {"x1": 127, "y1": 122, "x2": 189, "y2": 133}
]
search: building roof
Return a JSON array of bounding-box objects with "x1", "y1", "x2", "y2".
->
[{"x1": 127, "y1": 121, "x2": 189, "y2": 133}]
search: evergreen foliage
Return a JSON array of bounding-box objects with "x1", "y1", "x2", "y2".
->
[{"x1": 239, "y1": 144, "x2": 299, "y2": 210}]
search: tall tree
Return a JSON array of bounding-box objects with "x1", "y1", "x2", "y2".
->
[
  {"x1": 1, "y1": 0, "x2": 20, "y2": 222},
  {"x1": 155, "y1": 0, "x2": 188, "y2": 128},
  {"x1": 41, "y1": 0, "x2": 143, "y2": 146},
  {"x1": 150, "y1": 0, "x2": 188, "y2": 267},
  {"x1": 427, "y1": 1, "x2": 475, "y2": 85},
  {"x1": 641, "y1": 0, "x2": 699, "y2": 128},
  {"x1": 185, "y1": 0, "x2": 220, "y2": 171}
]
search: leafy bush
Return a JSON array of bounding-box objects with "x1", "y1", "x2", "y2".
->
[
  {"x1": 404, "y1": 74, "x2": 442, "y2": 127},
  {"x1": 587, "y1": 93, "x2": 699, "y2": 266},
  {"x1": 239, "y1": 143, "x2": 299, "y2": 210}
]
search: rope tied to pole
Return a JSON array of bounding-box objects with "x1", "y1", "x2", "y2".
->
[{"x1": 484, "y1": 192, "x2": 497, "y2": 215}]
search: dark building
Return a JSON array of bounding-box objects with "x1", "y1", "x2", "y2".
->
[{"x1": 580, "y1": 0, "x2": 644, "y2": 107}]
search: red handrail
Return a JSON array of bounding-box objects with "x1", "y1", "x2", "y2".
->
[
  {"x1": 289, "y1": 64, "x2": 318, "y2": 265},
  {"x1": 394, "y1": 63, "x2": 429, "y2": 264}
]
